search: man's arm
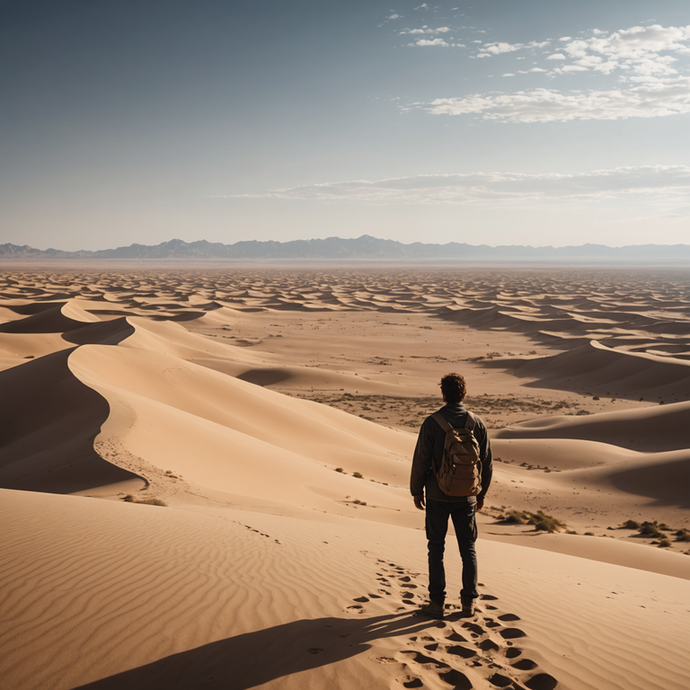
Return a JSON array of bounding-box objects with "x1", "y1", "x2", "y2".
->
[
  {"x1": 476, "y1": 417, "x2": 493, "y2": 509},
  {"x1": 410, "y1": 418, "x2": 433, "y2": 505}
]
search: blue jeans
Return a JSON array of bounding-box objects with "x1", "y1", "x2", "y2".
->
[{"x1": 425, "y1": 498, "x2": 478, "y2": 604}]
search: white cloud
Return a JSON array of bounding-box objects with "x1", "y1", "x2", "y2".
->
[
  {"x1": 226, "y1": 166, "x2": 690, "y2": 205},
  {"x1": 421, "y1": 76, "x2": 690, "y2": 122},
  {"x1": 481, "y1": 41, "x2": 526, "y2": 55},
  {"x1": 556, "y1": 65, "x2": 590, "y2": 73},
  {"x1": 388, "y1": 14, "x2": 400, "y2": 20},
  {"x1": 547, "y1": 53, "x2": 566, "y2": 60},
  {"x1": 402, "y1": 26, "x2": 451, "y2": 35},
  {"x1": 411, "y1": 38, "x2": 449, "y2": 47},
  {"x1": 503, "y1": 73, "x2": 515, "y2": 77},
  {"x1": 477, "y1": 39, "x2": 550, "y2": 58},
  {"x1": 559, "y1": 36, "x2": 572, "y2": 42},
  {"x1": 560, "y1": 24, "x2": 690, "y2": 77}
]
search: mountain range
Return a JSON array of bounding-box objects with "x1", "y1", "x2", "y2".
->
[{"x1": 2, "y1": 236, "x2": 690, "y2": 263}]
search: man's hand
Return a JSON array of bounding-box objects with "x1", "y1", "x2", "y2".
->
[
  {"x1": 476, "y1": 498, "x2": 484, "y2": 511},
  {"x1": 413, "y1": 495, "x2": 425, "y2": 510}
]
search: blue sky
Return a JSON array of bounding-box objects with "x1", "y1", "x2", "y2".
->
[{"x1": 2, "y1": 0, "x2": 689, "y2": 250}]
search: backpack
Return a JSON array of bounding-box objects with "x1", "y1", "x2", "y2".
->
[{"x1": 432, "y1": 412, "x2": 482, "y2": 496}]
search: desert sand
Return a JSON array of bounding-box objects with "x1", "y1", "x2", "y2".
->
[{"x1": 1, "y1": 265, "x2": 689, "y2": 690}]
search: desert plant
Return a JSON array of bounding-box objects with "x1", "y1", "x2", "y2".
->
[
  {"x1": 658, "y1": 538, "x2": 672, "y2": 548},
  {"x1": 353, "y1": 472, "x2": 363, "y2": 479},
  {"x1": 621, "y1": 519, "x2": 640, "y2": 529},
  {"x1": 639, "y1": 521, "x2": 665, "y2": 538},
  {"x1": 500, "y1": 509, "x2": 566, "y2": 533},
  {"x1": 675, "y1": 529, "x2": 690, "y2": 542}
]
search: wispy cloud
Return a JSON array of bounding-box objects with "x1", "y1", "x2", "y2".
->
[
  {"x1": 222, "y1": 166, "x2": 690, "y2": 205},
  {"x1": 410, "y1": 23, "x2": 690, "y2": 121},
  {"x1": 411, "y1": 38, "x2": 450, "y2": 47},
  {"x1": 477, "y1": 40, "x2": 549, "y2": 57},
  {"x1": 401, "y1": 26, "x2": 451, "y2": 35},
  {"x1": 423, "y1": 77, "x2": 690, "y2": 122}
]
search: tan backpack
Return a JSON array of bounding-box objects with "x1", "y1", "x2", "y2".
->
[{"x1": 432, "y1": 412, "x2": 482, "y2": 496}]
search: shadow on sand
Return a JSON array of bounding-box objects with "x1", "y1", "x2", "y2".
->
[{"x1": 76, "y1": 612, "x2": 438, "y2": 689}]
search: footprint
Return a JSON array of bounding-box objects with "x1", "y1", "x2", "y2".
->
[
  {"x1": 488, "y1": 672, "x2": 513, "y2": 687},
  {"x1": 499, "y1": 628, "x2": 526, "y2": 640},
  {"x1": 353, "y1": 596, "x2": 369, "y2": 603},
  {"x1": 402, "y1": 592, "x2": 415, "y2": 600},
  {"x1": 462, "y1": 621, "x2": 485, "y2": 636},
  {"x1": 512, "y1": 658, "x2": 538, "y2": 671},
  {"x1": 445, "y1": 631, "x2": 468, "y2": 643},
  {"x1": 424, "y1": 642, "x2": 439, "y2": 652},
  {"x1": 479, "y1": 638, "x2": 499, "y2": 652},
  {"x1": 505, "y1": 647, "x2": 522, "y2": 659},
  {"x1": 403, "y1": 678, "x2": 423, "y2": 689},
  {"x1": 439, "y1": 668, "x2": 472, "y2": 690},
  {"x1": 525, "y1": 673, "x2": 558, "y2": 690},
  {"x1": 401, "y1": 651, "x2": 450, "y2": 669},
  {"x1": 446, "y1": 645, "x2": 477, "y2": 659},
  {"x1": 481, "y1": 594, "x2": 499, "y2": 601},
  {"x1": 498, "y1": 613, "x2": 521, "y2": 622},
  {"x1": 400, "y1": 576, "x2": 412, "y2": 582}
]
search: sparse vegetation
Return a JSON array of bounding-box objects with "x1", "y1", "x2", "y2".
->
[
  {"x1": 497, "y1": 509, "x2": 567, "y2": 533},
  {"x1": 289, "y1": 392, "x2": 583, "y2": 430},
  {"x1": 352, "y1": 499, "x2": 367, "y2": 506},
  {"x1": 335, "y1": 467, "x2": 344, "y2": 473},
  {"x1": 675, "y1": 529, "x2": 690, "y2": 542},
  {"x1": 123, "y1": 495, "x2": 167, "y2": 507},
  {"x1": 352, "y1": 471, "x2": 363, "y2": 479},
  {"x1": 620, "y1": 519, "x2": 640, "y2": 529},
  {"x1": 639, "y1": 521, "x2": 666, "y2": 539},
  {"x1": 658, "y1": 538, "x2": 672, "y2": 548}
]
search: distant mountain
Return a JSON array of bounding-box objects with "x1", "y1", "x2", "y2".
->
[{"x1": 2, "y1": 236, "x2": 690, "y2": 263}]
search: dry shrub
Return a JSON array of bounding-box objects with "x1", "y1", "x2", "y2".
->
[
  {"x1": 500, "y1": 509, "x2": 566, "y2": 533},
  {"x1": 639, "y1": 521, "x2": 666, "y2": 538}
]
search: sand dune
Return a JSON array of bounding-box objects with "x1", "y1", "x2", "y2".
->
[
  {"x1": 0, "y1": 348, "x2": 142, "y2": 494},
  {"x1": 1, "y1": 266, "x2": 689, "y2": 690},
  {"x1": 494, "y1": 339, "x2": 690, "y2": 401}
]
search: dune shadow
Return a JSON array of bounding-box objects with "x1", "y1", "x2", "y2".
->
[
  {"x1": 75, "y1": 612, "x2": 437, "y2": 689},
  {"x1": 62, "y1": 317, "x2": 135, "y2": 346},
  {"x1": 0, "y1": 349, "x2": 142, "y2": 493},
  {"x1": 237, "y1": 368, "x2": 292, "y2": 386},
  {"x1": 606, "y1": 457, "x2": 690, "y2": 509}
]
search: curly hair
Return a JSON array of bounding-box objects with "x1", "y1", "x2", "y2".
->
[{"x1": 440, "y1": 373, "x2": 467, "y2": 404}]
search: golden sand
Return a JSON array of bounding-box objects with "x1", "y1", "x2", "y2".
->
[{"x1": 1, "y1": 266, "x2": 689, "y2": 690}]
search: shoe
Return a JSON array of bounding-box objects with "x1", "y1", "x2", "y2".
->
[
  {"x1": 419, "y1": 600, "x2": 444, "y2": 619},
  {"x1": 460, "y1": 599, "x2": 474, "y2": 617}
]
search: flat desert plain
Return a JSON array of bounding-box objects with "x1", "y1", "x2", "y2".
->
[{"x1": 1, "y1": 266, "x2": 689, "y2": 690}]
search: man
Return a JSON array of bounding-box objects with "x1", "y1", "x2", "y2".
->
[{"x1": 410, "y1": 373, "x2": 493, "y2": 619}]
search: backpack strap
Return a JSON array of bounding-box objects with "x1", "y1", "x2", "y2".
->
[
  {"x1": 432, "y1": 411, "x2": 475, "y2": 432},
  {"x1": 432, "y1": 412, "x2": 453, "y2": 432}
]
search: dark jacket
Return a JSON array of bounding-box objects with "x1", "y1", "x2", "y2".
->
[{"x1": 410, "y1": 403, "x2": 492, "y2": 503}]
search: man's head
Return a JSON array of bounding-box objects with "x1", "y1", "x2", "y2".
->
[{"x1": 440, "y1": 373, "x2": 467, "y2": 404}]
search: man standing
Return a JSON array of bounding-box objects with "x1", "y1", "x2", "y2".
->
[{"x1": 410, "y1": 373, "x2": 493, "y2": 619}]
